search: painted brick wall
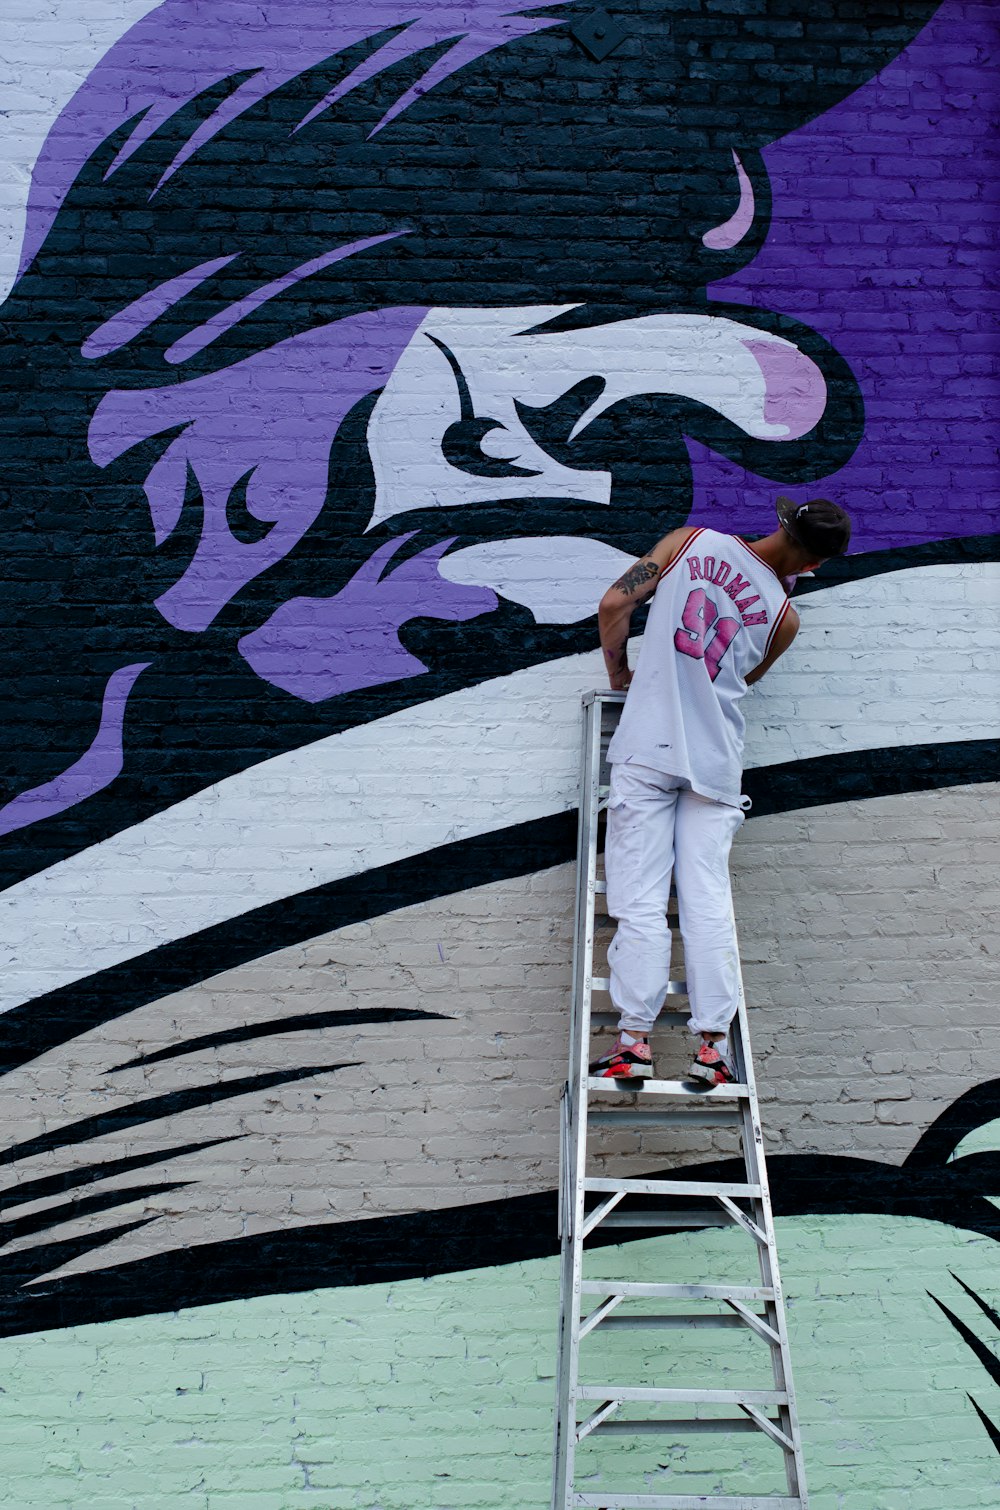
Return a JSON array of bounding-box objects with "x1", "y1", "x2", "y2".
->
[{"x1": 0, "y1": 2, "x2": 998, "y2": 1507}]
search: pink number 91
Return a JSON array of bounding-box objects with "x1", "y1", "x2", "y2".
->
[{"x1": 673, "y1": 588, "x2": 741, "y2": 681}]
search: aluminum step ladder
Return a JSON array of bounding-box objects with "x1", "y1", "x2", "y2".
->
[{"x1": 551, "y1": 690, "x2": 808, "y2": 1510}]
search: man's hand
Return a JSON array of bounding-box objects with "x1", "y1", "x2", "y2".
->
[{"x1": 607, "y1": 663, "x2": 633, "y2": 692}]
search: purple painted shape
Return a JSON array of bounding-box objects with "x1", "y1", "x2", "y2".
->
[
  {"x1": 164, "y1": 230, "x2": 410, "y2": 364},
  {"x1": 699, "y1": 0, "x2": 1000, "y2": 553},
  {"x1": 81, "y1": 253, "x2": 239, "y2": 359},
  {"x1": 744, "y1": 339, "x2": 827, "y2": 440},
  {"x1": 238, "y1": 535, "x2": 498, "y2": 701},
  {"x1": 18, "y1": 0, "x2": 573, "y2": 281},
  {"x1": 702, "y1": 150, "x2": 755, "y2": 251},
  {"x1": 88, "y1": 307, "x2": 429, "y2": 630},
  {"x1": 0, "y1": 662, "x2": 149, "y2": 837}
]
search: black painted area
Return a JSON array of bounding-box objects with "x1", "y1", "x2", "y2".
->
[
  {"x1": 0, "y1": 1181, "x2": 191, "y2": 1248},
  {"x1": 0, "y1": 1137, "x2": 240, "y2": 1214},
  {"x1": 741, "y1": 738, "x2": 1000, "y2": 818},
  {"x1": 111, "y1": 1007, "x2": 450, "y2": 1071},
  {"x1": 789, "y1": 531, "x2": 1000, "y2": 596},
  {"x1": 903, "y1": 1078, "x2": 1000, "y2": 1170},
  {"x1": 968, "y1": 1395, "x2": 1000, "y2": 1456},
  {"x1": 928, "y1": 1290, "x2": 1000, "y2": 1391},
  {"x1": 1, "y1": 1141, "x2": 996, "y2": 1339},
  {"x1": 951, "y1": 1270, "x2": 1000, "y2": 1334},
  {"x1": 928, "y1": 1277, "x2": 1000, "y2": 1454},
  {"x1": 0, "y1": 1064, "x2": 354, "y2": 1168},
  {"x1": 2, "y1": 1015, "x2": 995, "y2": 1338},
  {"x1": 0, "y1": 738, "x2": 994, "y2": 1080},
  {"x1": 0, "y1": 1219, "x2": 160, "y2": 1305},
  {"x1": 0, "y1": 810, "x2": 577, "y2": 1078}
]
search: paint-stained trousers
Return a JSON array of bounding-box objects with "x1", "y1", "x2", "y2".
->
[{"x1": 605, "y1": 762, "x2": 746, "y2": 1037}]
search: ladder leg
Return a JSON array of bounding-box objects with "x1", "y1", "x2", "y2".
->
[
  {"x1": 731, "y1": 981, "x2": 810, "y2": 1507},
  {"x1": 553, "y1": 696, "x2": 603, "y2": 1508}
]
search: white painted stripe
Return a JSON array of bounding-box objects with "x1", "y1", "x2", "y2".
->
[{"x1": 1, "y1": 562, "x2": 996, "y2": 1013}]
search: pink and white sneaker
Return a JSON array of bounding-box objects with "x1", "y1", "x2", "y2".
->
[
  {"x1": 687, "y1": 1040, "x2": 737, "y2": 1087},
  {"x1": 589, "y1": 1035, "x2": 653, "y2": 1080}
]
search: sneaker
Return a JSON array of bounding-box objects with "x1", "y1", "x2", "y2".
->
[
  {"x1": 687, "y1": 1040, "x2": 737, "y2": 1087},
  {"x1": 589, "y1": 1035, "x2": 653, "y2": 1080}
]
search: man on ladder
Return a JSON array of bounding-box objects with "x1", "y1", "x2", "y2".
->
[{"x1": 594, "y1": 496, "x2": 851, "y2": 1088}]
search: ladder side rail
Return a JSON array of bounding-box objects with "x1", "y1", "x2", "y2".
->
[
  {"x1": 565, "y1": 695, "x2": 602, "y2": 1140},
  {"x1": 555, "y1": 693, "x2": 810, "y2": 1508},
  {"x1": 730, "y1": 952, "x2": 809, "y2": 1508},
  {"x1": 552, "y1": 694, "x2": 605, "y2": 1509}
]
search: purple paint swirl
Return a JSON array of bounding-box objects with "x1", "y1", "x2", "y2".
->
[
  {"x1": 0, "y1": 663, "x2": 149, "y2": 836},
  {"x1": 18, "y1": 0, "x2": 572, "y2": 281},
  {"x1": 88, "y1": 307, "x2": 428, "y2": 631},
  {"x1": 164, "y1": 231, "x2": 411, "y2": 364},
  {"x1": 238, "y1": 535, "x2": 498, "y2": 701},
  {"x1": 81, "y1": 253, "x2": 240, "y2": 360}
]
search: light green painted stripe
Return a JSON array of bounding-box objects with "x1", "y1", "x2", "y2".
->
[{"x1": 0, "y1": 1216, "x2": 998, "y2": 1509}]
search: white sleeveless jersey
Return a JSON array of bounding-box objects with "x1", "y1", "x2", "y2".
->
[{"x1": 606, "y1": 528, "x2": 791, "y2": 806}]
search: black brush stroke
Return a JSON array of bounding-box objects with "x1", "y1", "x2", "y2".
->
[
  {"x1": 111, "y1": 1007, "x2": 449, "y2": 1072},
  {"x1": 904, "y1": 1080, "x2": 1000, "y2": 1169},
  {"x1": 968, "y1": 1396, "x2": 1000, "y2": 1456},
  {"x1": 791, "y1": 531, "x2": 1000, "y2": 596},
  {"x1": 0, "y1": 1182, "x2": 191, "y2": 1247},
  {"x1": 951, "y1": 1271, "x2": 1000, "y2": 1334},
  {"x1": 0, "y1": 530, "x2": 993, "y2": 902},
  {"x1": 0, "y1": 1064, "x2": 355, "y2": 1168},
  {"x1": 0, "y1": 1136, "x2": 240, "y2": 1214},
  {"x1": 1, "y1": 1218, "x2": 158, "y2": 1297},
  {"x1": 0, "y1": 811, "x2": 576, "y2": 1079},
  {"x1": 1, "y1": 738, "x2": 995, "y2": 1081},
  {"x1": 927, "y1": 1292, "x2": 1000, "y2": 1390},
  {"x1": 2, "y1": 1146, "x2": 999, "y2": 1339}
]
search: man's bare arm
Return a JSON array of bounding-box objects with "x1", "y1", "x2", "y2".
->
[
  {"x1": 745, "y1": 604, "x2": 800, "y2": 686},
  {"x1": 598, "y1": 527, "x2": 697, "y2": 690}
]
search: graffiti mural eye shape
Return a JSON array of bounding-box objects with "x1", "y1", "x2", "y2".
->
[{"x1": 0, "y1": 0, "x2": 873, "y2": 851}]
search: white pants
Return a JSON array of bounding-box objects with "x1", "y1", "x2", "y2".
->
[{"x1": 605, "y1": 762, "x2": 746, "y2": 1037}]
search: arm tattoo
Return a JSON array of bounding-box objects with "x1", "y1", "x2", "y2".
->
[{"x1": 612, "y1": 558, "x2": 661, "y2": 599}]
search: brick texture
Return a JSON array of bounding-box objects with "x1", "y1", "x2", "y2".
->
[{"x1": 0, "y1": 0, "x2": 997, "y2": 1506}]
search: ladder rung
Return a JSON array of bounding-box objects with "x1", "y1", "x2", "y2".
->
[
  {"x1": 594, "y1": 880, "x2": 679, "y2": 900},
  {"x1": 580, "y1": 1282, "x2": 775, "y2": 1301},
  {"x1": 589, "y1": 1105, "x2": 743, "y2": 1129},
  {"x1": 586, "y1": 1077, "x2": 749, "y2": 1100},
  {"x1": 584, "y1": 1177, "x2": 761, "y2": 1198},
  {"x1": 591, "y1": 1011, "x2": 688, "y2": 1029},
  {"x1": 588, "y1": 1109, "x2": 742, "y2": 1127},
  {"x1": 594, "y1": 909, "x2": 680, "y2": 925},
  {"x1": 575, "y1": 1387, "x2": 788, "y2": 1406},
  {"x1": 592, "y1": 976, "x2": 687, "y2": 995},
  {"x1": 571, "y1": 1495, "x2": 803, "y2": 1508},
  {"x1": 595, "y1": 1313, "x2": 764, "y2": 1331},
  {"x1": 599, "y1": 1210, "x2": 730, "y2": 1230},
  {"x1": 590, "y1": 1417, "x2": 779, "y2": 1436}
]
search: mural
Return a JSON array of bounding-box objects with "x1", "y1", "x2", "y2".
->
[{"x1": 0, "y1": 0, "x2": 998, "y2": 1504}]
